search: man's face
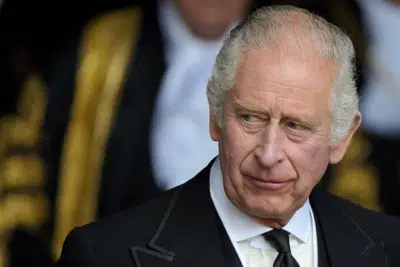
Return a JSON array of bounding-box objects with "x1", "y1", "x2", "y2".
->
[
  {"x1": 211, "y1": 48, "x2": 359, "y2": 225},
  {"x1": 175, "y1": 0, "x2": 251, "y2": 40}
]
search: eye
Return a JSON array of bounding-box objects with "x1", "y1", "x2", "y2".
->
[
  {"x1": 242, "y1": 114, "x2": 255, "y2": 121},
  {"x1": 287, "y1": 121, "x2": 302, "y2": 130},
  {"x1": 239, "y1": 113, "x2": 265, "y2": 132}
]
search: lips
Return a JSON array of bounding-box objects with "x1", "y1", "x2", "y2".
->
[{"x1": 246, "y1": 175, "x2": 294, "y2": 191}]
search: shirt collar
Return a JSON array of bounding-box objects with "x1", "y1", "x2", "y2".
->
[{"x1": 210, "y1": 157, "x2": 311, "y2": 244}]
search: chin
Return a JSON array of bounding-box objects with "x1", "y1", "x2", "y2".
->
[
  {"x1": 250, "y1": 199, "x2": 287, "y2": 217},
  {"x1": 239, "y1": 192, "x2": 295, "y2": 219}
]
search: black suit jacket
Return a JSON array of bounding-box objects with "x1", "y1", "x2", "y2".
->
[{"x1": 55, "y1": 161, "x2": 400, "y2": 267}]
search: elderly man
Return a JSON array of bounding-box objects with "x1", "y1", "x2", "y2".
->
[{"x1": 55, "y1": 5, "x2": 400, "y2": 267}]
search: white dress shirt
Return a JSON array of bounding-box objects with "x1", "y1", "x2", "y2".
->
[
  {"x1": 210, "y1": 157, "x2": 318, "y2": 267},
  {"x1": 357, "y1": 0, "x2": 400, "y2": 136},
  {"x1": 151, "y1": 0, "x2": 236, "y2": 190}
]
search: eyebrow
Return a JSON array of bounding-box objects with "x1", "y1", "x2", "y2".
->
[{"x1": 233, "y1": 98, "x2": 268, "y2": 114}]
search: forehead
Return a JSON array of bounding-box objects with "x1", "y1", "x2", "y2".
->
[{"x1": 232, "y1": 48, "x2": 336, "y2": 112}]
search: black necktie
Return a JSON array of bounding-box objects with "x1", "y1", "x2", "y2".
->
[{"x1": 263, "y1": 229, "x2": 300, "y2": 267}]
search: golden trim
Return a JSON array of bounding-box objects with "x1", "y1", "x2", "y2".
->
[
  {"x1": 0, "y1": 75, "x2": 47, "y2": 267},
  {"x1": 0, "y1": 76, "x2": 45, "y2": 149},
  {"x1": 2, "y1": 155, "x2": 44, "y2": 189},
  {"x1": 52, "y1": 7, "x2": 143, "y2": 259},
  {"x1": 0, "y1": 232, "x2": 10, "y2": 267},
  {"x1": 0, "y1": 194, "x2": 48, "y2": 267},
  {"x1": 329, "y1": 131, "x2": 380, "y2": 211},
  {"x1": 0, "y1": 194, "x2": 48, "y2": 232}
]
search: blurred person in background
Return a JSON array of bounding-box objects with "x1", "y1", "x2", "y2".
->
[
  {"x1": 0, "y1": 1, "x2": 142, "y2": 266},
  {"x1": 355, "y1": 0, "x2": 400, "y2": 216}
]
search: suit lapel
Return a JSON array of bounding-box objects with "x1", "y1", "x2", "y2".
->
[
  {"x1": 310, "y1": 190, "x2": 387, "y2": 267},
  {"x1": 130, "y1": 162, "x2": 238, "y2": 267}
]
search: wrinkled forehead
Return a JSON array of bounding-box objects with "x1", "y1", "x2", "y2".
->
[
  {"x1": 231, "y1": 48, "x2": 337, "y2": 112},
  {"x1": 236, "y1": 47, "x2": 337, "y2": 91}
]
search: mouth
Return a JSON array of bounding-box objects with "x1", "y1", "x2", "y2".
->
[{"x1": 246, "y1": 176, "x2": 294, "y2": 191}]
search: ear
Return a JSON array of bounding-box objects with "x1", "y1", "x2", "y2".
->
[
  {"x1": 210, "y1": 112, "x2": 221, "y2": 141},
  {"x1": 329, "y1": 111, "x2": 362, "y2": 164}
]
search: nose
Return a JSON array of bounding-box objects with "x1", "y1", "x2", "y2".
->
[{"x1": 254, "y1": 124, "x2": 284, "y2": 168}]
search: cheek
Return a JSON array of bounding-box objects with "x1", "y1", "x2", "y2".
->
[
  {"x1": 222, "y1": 124, "x2": 256, "y2": 163},
  {"x1": 291, "y1": 142, "x2": 330, "y2": 185},
  {"x1": 220, "y1": 124, "x2": 257, "y2": 181}
]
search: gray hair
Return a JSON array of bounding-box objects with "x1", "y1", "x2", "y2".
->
[{"x1": 206, "y1": 5, "x2": 358, "y2": 145}]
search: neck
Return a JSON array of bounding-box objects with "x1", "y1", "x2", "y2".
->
[{"x1": 251, "y1": 214, "x2": 292, "y2": 229}]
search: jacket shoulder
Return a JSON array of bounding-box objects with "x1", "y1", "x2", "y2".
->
[
  {"x1": 79, "y1": 188, "x2": 178, "y2": 246},
  {"x1": 332, "y1": 193, "x2": 399, "y2": 227},
  {"x1": 316, "y1": 191, "x2": 400, "y2": 253},
  {"x1": 315, "y1": 190, "x2": 400, "y2": 226},
  {"x1": 57, "y1": 189, "x2": 179, "y2": 266}
]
